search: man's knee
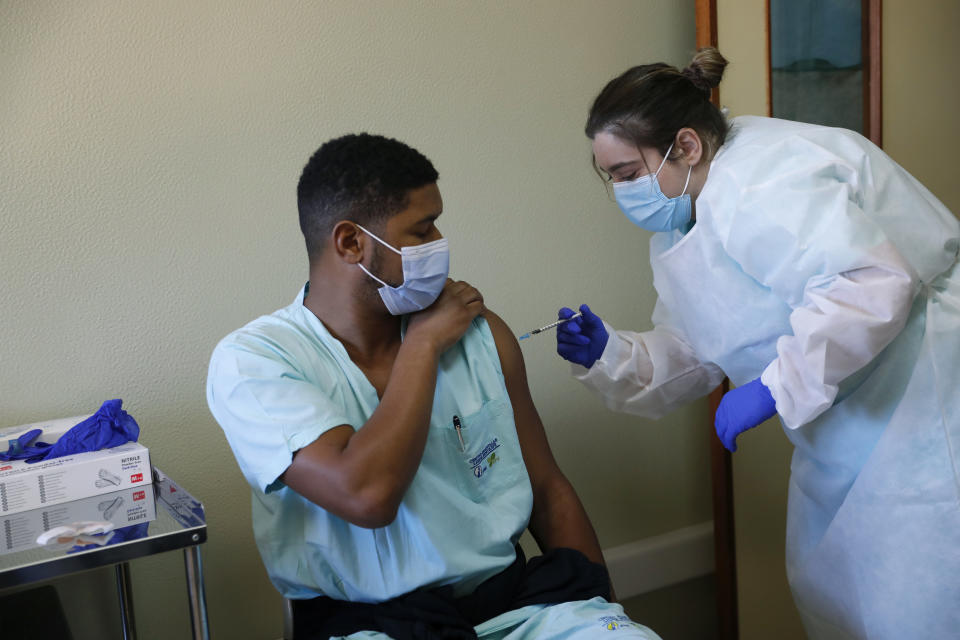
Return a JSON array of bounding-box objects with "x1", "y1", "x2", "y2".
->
[{"x1": 508, "y1": 597, "x2": 662, "y2": 639}]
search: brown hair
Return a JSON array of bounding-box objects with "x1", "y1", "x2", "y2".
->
[{"x1": 586, "y1": 48, "x2": 730, "y2": 166}]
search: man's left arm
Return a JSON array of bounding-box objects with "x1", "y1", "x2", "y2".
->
[{"x1": 485, "y1": 311, "x2": 607, "y2": 569}]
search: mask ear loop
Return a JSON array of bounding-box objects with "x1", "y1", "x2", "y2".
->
[
  {"x1": 357, "y1": 263, "x2": 389, "y2": 288},
  {"x1": 654, "y1": 141, "x2": 693, "y2": 198},
  {"x1": 354, "y1": 223, "x2": 400, "y2": 288},
  {"x1": 355, "y1": 224, "x2": 401, "y2": 255},
  {"x1": 680, "y1": 163, "x2": 692, "y2": 197},
  {"x1": 654, "y1": 141, "x2": 674, "y2": 178}
]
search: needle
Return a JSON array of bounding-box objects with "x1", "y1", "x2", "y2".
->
[{"x1": 518, "y1": 311, "x2": 583, "y2": 340}]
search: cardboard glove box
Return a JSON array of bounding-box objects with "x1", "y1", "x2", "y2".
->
[{"x1": 0, "y1": 416, "x2": 150, "y2": 516}]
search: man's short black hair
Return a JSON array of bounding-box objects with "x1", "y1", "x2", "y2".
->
[{"x1": 297, "y1": 133, "x2": 439, "y2": 259}]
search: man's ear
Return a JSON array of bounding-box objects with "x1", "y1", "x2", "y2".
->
[
  {"x1": 332, "y1": 221, "x2": 364, "y2": 264},
  {"x1": 676, "y1": 127, "x2": 703, "y2": 166}
]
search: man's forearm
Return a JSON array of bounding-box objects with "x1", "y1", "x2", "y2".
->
[
  {"x1": 283, "y1": 337, "x2": 442, "y2": 527},
  {"x1": 528, "y1": 475, "x2": 605, "y2": 566},
  {"x1": 343, "y1": 338, "x2": 442, "y2": 502},
  {"x1": 529, "y1": 474, "x2": 619, "y2": 600}
]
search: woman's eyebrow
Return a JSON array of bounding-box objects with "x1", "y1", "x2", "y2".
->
[{"x1": 606, "y1": 160, "x2": 633, "y2": 173}]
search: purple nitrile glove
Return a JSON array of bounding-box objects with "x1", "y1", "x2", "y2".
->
[
  {"x1": 556, "y1": 304, "x2": 609, "y2": 369},
  {"x1": 0, "y1": 429, "x2": 53, "y2": 461},
  {"x1": 27, "y1": 399, "x2": 139, "y2": 463},
  {"x1": 714, "y1": 377, "x2": 777, "y2": 452}
]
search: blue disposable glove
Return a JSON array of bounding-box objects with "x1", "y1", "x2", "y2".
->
[
  {"x1": 556, "y1": 304, "x2": 609, "y2": 369},
  {"x1": 26, "y1": 399, "x2": 139, "y2": 463},
  {"x1": 714, "y1": 377, "x2": 777, "y2": 452},
  {"x1": 0, "y1": 429, "x2": 53, "y2": 461}
]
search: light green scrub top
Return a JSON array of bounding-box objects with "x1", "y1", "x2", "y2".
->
[{"x1": 206, "y1": 286, "x2": 533, "y2": 602}]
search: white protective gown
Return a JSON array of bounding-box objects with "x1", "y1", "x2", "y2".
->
[{"x1": 575, "y1": 116, "x2": 960, "y2": 639}]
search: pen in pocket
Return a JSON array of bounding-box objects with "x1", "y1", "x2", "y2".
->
[{"x1": 453, "y1": 415, "x2": 465, "y2": 452}]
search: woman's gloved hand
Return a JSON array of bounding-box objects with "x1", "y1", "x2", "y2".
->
[
  {"x1": 715, "y1": 377, "x2": 777, "y2": 452},
  {"x1": 556, "y1": 304, "x2": 609, "y2": 368}
]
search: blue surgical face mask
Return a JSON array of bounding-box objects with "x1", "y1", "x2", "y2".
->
[
  {"x1": 612, "y1": 141, "x2": 692, "y2": 232},
  {"x1": 355, "y1": 224, "x2": 449, "y2": 315}
]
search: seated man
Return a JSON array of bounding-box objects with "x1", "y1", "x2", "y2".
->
[{"x1": 206, "y1": 134, "x2": 660, "y2": 640}]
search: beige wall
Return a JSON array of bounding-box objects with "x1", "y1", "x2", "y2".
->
[
  {"x1": 0, "y1": 2, "x2": 705, "y2": 638},
  {"x1": 883, "y1": 1, "x2": 960, "y2": 214},
  {"x1": 717, "y1": 0, "x2": 769, "y2": 120},
  {"x1": 717, "y1": 1, "x2": 959, "y2": 639}
]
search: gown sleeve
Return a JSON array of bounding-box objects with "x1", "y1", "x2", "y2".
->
[
  {"x1": 206, "y1": 332, "x2": 352, "y2": 493},
  {"x1": 572, "y1": 300, "x2": 727, "y2": 418},
  {"x1": 704, "y1": 133, "x2": 920, "y2": 429}
]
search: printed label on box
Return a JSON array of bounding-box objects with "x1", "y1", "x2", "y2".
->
[{"x1": 0, "y1": 442, "x2": 151, "y2": 516}]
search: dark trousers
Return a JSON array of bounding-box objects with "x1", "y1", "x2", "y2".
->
[{"x1": 292, "y1": 546, "x2": 611, "y2": 640}]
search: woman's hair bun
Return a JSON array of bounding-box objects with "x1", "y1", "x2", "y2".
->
[{"x1": 682, "y1": 47, "x2": 728, "y2": 94}]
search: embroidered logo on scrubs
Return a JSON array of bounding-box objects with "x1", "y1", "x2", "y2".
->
[
  {"x1": 469, "y1": 438, "x2": 500, "y2": 479},
  {"x1": 599, "y1": 615, "x2": 636, "y2": 631}
]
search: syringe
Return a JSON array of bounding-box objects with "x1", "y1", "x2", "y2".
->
[{"x1": 518, "y1": 311, "x2": 583, "y2": 340}]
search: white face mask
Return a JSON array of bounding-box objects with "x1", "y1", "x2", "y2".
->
[
  {"x1": 355, "y1": 224, "x2": 449, "y2": 315},
  {"x1": 612, "y1": 141, "x2": 692, "y2": 232}
]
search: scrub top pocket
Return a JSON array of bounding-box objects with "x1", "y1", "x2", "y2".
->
[{"x1": 430, "y1": 399, "x2": 525, "y2": 502}]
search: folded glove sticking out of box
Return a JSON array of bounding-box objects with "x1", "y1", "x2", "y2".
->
[
  {"x1": 68, "y1": 522, "x2": 150, "y2": 553},
  {"x1": 36, "y1": 520, "x2": 116, "y2": 547},
  {"x1": 0, "y1": 399, "x2": 140, "y2": 463},
  {"x1": 35, "y1": 520, "x2": 150, "y2": 552},
  {"x1": 0, "y1": 429, "x2": 53, "y2": 462}
]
